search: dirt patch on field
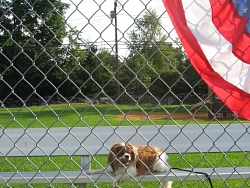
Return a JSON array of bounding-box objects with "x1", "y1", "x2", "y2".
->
[{"x1": 116, "y1": 112, "x2": 209, "y2": 121}]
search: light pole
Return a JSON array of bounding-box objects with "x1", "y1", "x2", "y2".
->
[{"x1": 111, "y1": 0, "x2": 120, "y2": 103}]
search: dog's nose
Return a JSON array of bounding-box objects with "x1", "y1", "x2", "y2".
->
[{"x1": 125, "y1": 154, "x2": 130, "y2": 159}]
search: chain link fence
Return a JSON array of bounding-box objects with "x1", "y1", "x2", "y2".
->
[{"x1": 0, "y1": 0, "x2": 249, "y2": 187}]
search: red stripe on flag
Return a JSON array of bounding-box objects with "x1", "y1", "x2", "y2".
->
[
  {"x1": 210, "y1": 0, "x2": 250, "y2": 63},
  {"x1": 162, "y1": 0, "x2": 250, "y2": 120}
]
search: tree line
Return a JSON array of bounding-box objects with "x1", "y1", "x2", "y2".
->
[{"x1": 0, "y1": 0, "x2": 207, "y2": 102}]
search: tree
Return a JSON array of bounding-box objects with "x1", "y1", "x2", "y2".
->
[
  {"x1": 123, "y1": 9, "x2": 185, "y2": 96},
  {"x1": 81, "y1": 46, "x2": 117, "y2": 95},
  {"x1": 0, "y1": 0, "x2": 69, "y2": 99},
  {"x1": 127, "y1": 9, "x2": 163, "y2": 56},
  {"x1": 57, "y1": 34, "x2": 117, "y2": 96}
]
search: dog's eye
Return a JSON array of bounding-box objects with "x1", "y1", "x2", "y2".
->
[{"x1": 116, "y1": 150, "x2": 125, "y2": 156}]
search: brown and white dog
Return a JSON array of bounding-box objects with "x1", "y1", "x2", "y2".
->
[{"x1": 86, "y1": 142, "x2": 172, "y2": 188}]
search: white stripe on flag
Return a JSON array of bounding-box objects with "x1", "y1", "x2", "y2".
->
[{"x1": 182, "y1": 0, "x2": 250, "y2": 93}]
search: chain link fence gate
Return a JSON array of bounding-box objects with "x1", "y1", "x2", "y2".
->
[{"x1": 0, "y1": 0, "x2": 250, "y2": 187}]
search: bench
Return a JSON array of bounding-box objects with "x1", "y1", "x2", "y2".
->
[{"x1": 1, "y1": 124, "x2": 250, "y2": 187}]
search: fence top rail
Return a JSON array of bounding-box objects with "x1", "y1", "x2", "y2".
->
[{"x1": 1, "y1": 124, "x2": 249, "y2": 157}]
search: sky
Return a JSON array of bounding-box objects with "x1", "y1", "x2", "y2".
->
[{"x1": 61, "y1": 0, "x2": 178, "y2": 57}]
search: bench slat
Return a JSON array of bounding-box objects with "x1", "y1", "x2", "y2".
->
[
  {"x1": 1, "y1": 124, "x2": 249, "y2": 156},
  {"x1": 0, "y1": 167, "x2": 249, "y2": 184}
]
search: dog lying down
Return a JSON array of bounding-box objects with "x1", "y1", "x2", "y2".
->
[{"x1": 86, "y1": 142, "x2": 172, "y2": 188}]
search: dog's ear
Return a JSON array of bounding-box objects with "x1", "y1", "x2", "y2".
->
[
  {"x1": 127, "y1": 142, "x2": 138, "y2": 165},
  {"x1": 108, "y1": 143, "x2": 118, "y2": 171}
]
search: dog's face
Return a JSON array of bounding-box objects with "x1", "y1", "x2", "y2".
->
[{"x1": 108, "y1": 142, "x2": 137, "y2": 171}]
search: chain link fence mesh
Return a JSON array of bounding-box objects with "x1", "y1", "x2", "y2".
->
[{"x1": 0, "y1": 0, "x2": 249, "y2": 187}]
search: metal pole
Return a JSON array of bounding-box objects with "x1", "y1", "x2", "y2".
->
[{"x1": 114, "y1": 0, "x2": 120, "y2": 103}]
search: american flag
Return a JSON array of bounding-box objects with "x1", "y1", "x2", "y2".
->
[
  {"x1": 162, "y1": 0, "x2": 250, "y2": 120},
  {"x1": 233, "y1": 0, "x2": 250, "y2": 32}
]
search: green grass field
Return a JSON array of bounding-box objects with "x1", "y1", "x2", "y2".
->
[{"x1": 0, "y1": 103, "x2": 249, "y2": 187}]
